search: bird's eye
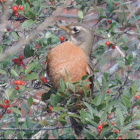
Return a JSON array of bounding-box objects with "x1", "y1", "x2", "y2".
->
[{"x1": 73, "y1": 27, "x2": 79, "y2": 33}]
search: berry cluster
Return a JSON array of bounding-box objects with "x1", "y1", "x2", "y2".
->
[
  {"x1": 105, "y1": 41, "x2": 116, "y2": 49},
  {"x1": 12, "y1": 54, "x2": 24, "y2": 66},
  {"x1": 14, "y1": 80, "x2": 25, "y2": 91},
  {"x1": 40, "y1": 77, "x2": 47, "y2": 84},
  {"x1": 0, "y1": 99, "x2": 11, "y2": 119},
  {"x1": 97, "y1": 124, "x2": 103, "y2": 136},
  {"x1": 12, "y1": 5, "x2": 24, "y2": 17}
]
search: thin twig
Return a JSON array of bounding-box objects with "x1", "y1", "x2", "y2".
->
[{"x1": 0, "y1": 125, "x2": 73, "y2": 131}]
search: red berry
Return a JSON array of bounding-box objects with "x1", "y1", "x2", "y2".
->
[
  {"x1": 0, "y1": 115, "x2": 2, "y2": 118},
  {"x1": 36, "y1": 45, "x2": 40, "y2": 48},
  {"x1": 7, "y1": 109, "x2": 11, "y2": 114},
  {"x1": 12, "y1": 5, "x2": 18, "y2": 11},
  {"x1": 108, "y1": 115, "x2": 111, "y2": 119},
  {"x1": 42, "y1": 78, "x2": 47, "y2": 83},
  {"x1": 18, "y1": 61, "x2": 23, "y2": 66},
  {"x1": 14, "y1": 80, "x2": 18, "y2": 85},
  {"x1": 136, "y1": 96, "x2": 139, "y2": 99},
  {"x1": 17, "y1": 80, "x2": 22, "y2": 85},
  {"x1": 33, "y1": 102, "x2": 35, "y2": 105},
  {"x1": 105, "y1": 41, "x2": 110, "y2": 46},
  {"x1": 114, "y1": 3, "x2": 118, "y2": 6},
  {"x1": 15, "y1": 86, "x2": 19, "y2": 90},
  {"x1": 102, "y1": 122, "x2": 106, "y2": 126},
  {"x1": 12, "y1": 58, "x2": 19, "y2": 63},
  {"x1": 7, "y1": 28, "x2": 11, "y2": 32},
  {"x1": 120, "y1": 27, "x2": 123, "y2": 30},
  {"x1": 60, "y1": 36, "x2": 64, "y2": 43},
  {"x1": 19, "y1": 6, "x2": 23, "y2": 11},
  {"x1": 24, "y1": 66, "x2": 27, "y2": 70},
  {"x1": 3, "y1": 104, "x2": 9, "y2": 109},
  {"x1": 21, "y1": 82, "x2": 25, "y2": 86},
  {"x1": 19, "y1": 54, "x2": 24, "y2": 60},
  {"x1": 117, "y1": 137, "x2": 122, "y2": 140},
  {"x1": 114, "y1": 129, "x2": 119, "y2": 134},
  {"x1": 49, "y1": 106, "x2": 52, "y2": 112},
  {"x1": 14, "y1": 12, "x2": 18, "y2": 16},
  {"x1": 112, "y1": 46, "x2": 116, "y2": 49},
  {"x1": 111, "y1": 122, "x2": 116, "y2": 126},
  {"x1": 97, "y1": 128, "x2": 101, "y2": 133},
  {"x1": 107, "y1": 20, "x2": 112, "y2": 24},
  {"x1": 49, "y1": 47, "x2": 52, "y2": 50},
  {"x1": 4, "y1": 99, "x2": 9, "y2": 104},
  {"x1": 97, "y1": 124, "x2": 102, "y2": 129},
  {"x1": 106, "y1": 89, "x2": 110, "y2": 94}
]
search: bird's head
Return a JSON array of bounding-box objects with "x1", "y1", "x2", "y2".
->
[{"x1": 57, "y1": 23, "x2": 94, "y2": 56}]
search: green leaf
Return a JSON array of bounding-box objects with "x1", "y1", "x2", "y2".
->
[
  {"x1": 24, "y1": 44, "x2": 34, "y2": 57},
  {"x1": 22, "y1": 19, "x2": 34, "y2": 29},
  {"x1": 130, "y1": 85, "x2": 136, "y2": 95},
  {"x1": 0, "y1": 69, "x2": 6, "y2": 75},
  {"x1": 42, "y1": 89, "x2": 56, "y2": 101},
  {"x1": 0, "y1": 46, "x2": 3, "y2": 54},
  {"x1": 11, "y1": 107, "x2": 22, "y2": 115},
  {"x1": 28, "y1": 97, "x2": 33, "y2": 108},
  {"x1": 13, "y1": 113, "x2": 19, "y2": 127},
  {"x1": 83, "y1": 128, "x2": 97, "y2": 139},
  {"x1": 60, "y1": 78, "x2": 65, "y2": 92},
  {"x1": 122, "y1": 95, "x2": 130, "y2": 109},
  {"x1": 125, "y1": 54, "x2": 133, "y2": 65},
  {"x1": 25, "y1": 72, "x2": 38, "y2": 80},
  {"x1": 80, "y1": 108, "x2": 86, "y2": 123},
  {"x1": 11, "y1": 69, "x2": 19, "y2": 77},
  {"x1": 25, "y1": 115, "x2": 32, "y2": 128},
  {"x1": 117, "y1": 60, "x2": 126, "y2": 68},
  {"x1": 78, "y1": 10, "x2": 84, "y2": 19},
  {"x1": 93, "y1": 92, "x2": 105, "y2": 106},
  {"x1": 28, "y1": 9, "x2": 36, "y2": 20},
  {"x1": 5, "y1": 88, "x2": 13, "y2": 100},
  {"x1": 121, "y1": 120, "x2": 140, "y2": 134},
  {"x1": 52, "y1": 129, "x2": 59, "y2": 139},
  {"x1": 52, "y1": 107, "x2": 64, "y2": 112},
  {"x1": 50, "y1": 94, "x2": 56, "y2": 106},
  {"x1": 84, "y1": 102, "x2": 94, "y2": 116},
  {"x1": 82, "y1": 73, "x2": 94, "y2": 80},
  {"x1": 12, "y1": 32, "x2": 19, "y2": 40},
  {"x1": 25, "y1": 60, "x2": 38, "y2": 75},
  {"x1": 115, "y1": 108, "x2": 124, "y2": 125},
  {"x1": 136, "y1": 126, "x2": 140, "y2": 130}
]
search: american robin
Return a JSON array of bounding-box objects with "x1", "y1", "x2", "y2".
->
[
  {"x1": 46, "y1": 23, "x2": 94, "y2": 135},
  {"x1": 46, "y1": 23, "x2": 94, "y2": 94}
]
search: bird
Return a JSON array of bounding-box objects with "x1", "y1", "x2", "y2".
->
[
  {"x1": 46, "y1": 23, "x2": 94, "y2": 136},
  {"x1": 46, "y1": 23, "x2": 94, "y2": 94}
]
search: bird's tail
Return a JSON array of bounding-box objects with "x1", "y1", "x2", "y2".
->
[{"x1": 70, "y1": 116, "x2": 83, "y2": 136}]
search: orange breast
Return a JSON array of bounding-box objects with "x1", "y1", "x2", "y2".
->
[{"x1": 47, "y1": 41, "x2": 90, "y2": 93}]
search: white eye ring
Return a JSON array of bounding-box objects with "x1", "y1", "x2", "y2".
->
[
  {"x1": 73, "y1": 27, "x2": 79, "y2": 32},
  {"x1": 71, "y1": 26, "x2": 80, "y2": 34}
]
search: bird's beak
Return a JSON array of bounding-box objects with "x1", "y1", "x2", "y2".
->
[{"x1": 56, "y1": 24, "x2": 71, "y2": 34}]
